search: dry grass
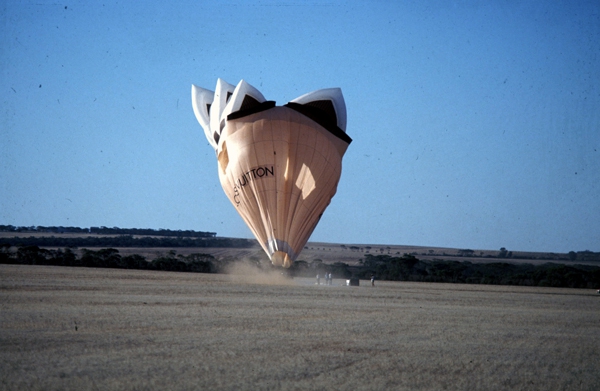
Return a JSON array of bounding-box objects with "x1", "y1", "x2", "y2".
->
[{"x1": 1, "y1": 264, "x2": 599, "y2": 391}]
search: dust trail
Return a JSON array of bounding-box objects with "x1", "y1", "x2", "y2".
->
[{"x1": 224, "y1": 260, "x2": 297, "y2": 286}]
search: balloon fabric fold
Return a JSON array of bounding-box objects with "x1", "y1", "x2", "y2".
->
[{"x1": 191, "y1": 79, "x2": 351, "y2": 268}]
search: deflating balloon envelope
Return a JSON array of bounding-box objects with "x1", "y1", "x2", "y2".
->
[{"x1": 191, "y1": 79, "x2": 352, "y2": 268}]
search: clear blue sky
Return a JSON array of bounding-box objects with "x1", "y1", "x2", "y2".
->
[{"x1": 1, "y1": 1, "x2": 599, "y2": 253}]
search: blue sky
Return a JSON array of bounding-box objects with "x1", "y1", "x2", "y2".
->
[{"x1": 1, "y1": 1, "x2": 599, "y2": 253}]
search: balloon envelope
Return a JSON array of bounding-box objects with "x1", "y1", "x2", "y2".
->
[{"x1": 192, "y1": 79, "x2": 351, "y2": 267}]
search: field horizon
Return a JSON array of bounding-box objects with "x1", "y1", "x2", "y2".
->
[{"x1": 2, "y1": 231, "x2": 597, "y2": 267}]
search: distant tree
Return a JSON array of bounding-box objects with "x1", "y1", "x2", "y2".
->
[
  {"x1": 331, "y1": 262, "x2": 352, "y2": 278},
  {"x1": 0, "y1": 244, "x2": 15, "y2": 263},
  {"x1": 184, "y1": 253, "x2": 215, "y2": 273},
  {"x1": 17, "y1": 245, "x2": 51, "y2": 265},
  {"x1": 291, "y1": 260, "x2": 308, "y2": 270},
  {"x1": 290, "y1": 260, "x2": 310, "y2": 277},
  {"x1": 311, "y1": 259, "x2": 324, "y2": 272},
  {"x1": 151, "y1": 251, "x2": 187, "y2": 271},
  {"x1": 121, "y1": 254, "x2": 147, "y2": 269},
  {"x1": 498, "y1": 247, "x2": 508, "y2": 258},
  {"x1": 80, "y1": 248, "x2": 121, "y2": 268},
  {"x1": 52, "y1": 248, "x2": 78, "y2": 266}
]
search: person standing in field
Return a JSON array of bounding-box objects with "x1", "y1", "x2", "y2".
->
[
  {"x1": 371, "y1": 275, "x2": 375, "y2": 286},
  {"x1": 316, "y1": 273, "x2": 320, "y2": 285}
]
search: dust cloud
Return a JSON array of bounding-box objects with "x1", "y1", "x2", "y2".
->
[{"x1": 224, "y1": 260, "x2": 297, "y2": 286}]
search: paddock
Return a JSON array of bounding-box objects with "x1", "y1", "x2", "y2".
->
[{"x1": 1, "y1": 264, "x2": 598, "y2": 390}]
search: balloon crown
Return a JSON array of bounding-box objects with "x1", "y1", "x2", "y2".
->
[{"x1": 192, "y1": 79, "x2": 350, "y2": 150}]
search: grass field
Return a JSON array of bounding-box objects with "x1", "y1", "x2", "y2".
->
[{"x1": 1, "y1": 264, "x2": 599, "y2": 390}]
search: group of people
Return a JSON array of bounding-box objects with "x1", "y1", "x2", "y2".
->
[{"x1": 316, "y1": 273, "x2": 333, "y2": 285}]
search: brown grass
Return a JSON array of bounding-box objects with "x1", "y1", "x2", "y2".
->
[{"x1": 1, "y1": 264, "x2": 599, "y2": 390}]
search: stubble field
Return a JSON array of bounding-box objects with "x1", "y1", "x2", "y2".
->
[{"x1": 1, "y1": 264, "x2": 599, "y2": 390}]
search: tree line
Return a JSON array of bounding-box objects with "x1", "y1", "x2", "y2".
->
[
  {"x1": 356, "y1": 254, "x2": 600, "y2": 289},
  {"x1": 3, "y1": 245, "x2": 598, "y2": 289},
  {"x1": 0, "y1": 235, "x2": 255, "y2": 249},
  {"x1": 2, "y1": 225, "x2": 599, "y2": 288},
  {"x1": 1, "y1": 245, "x2": 217, "y2": 273},
  {"x1": 0, "y1": 225, "x2": 216, "y2": 237}
]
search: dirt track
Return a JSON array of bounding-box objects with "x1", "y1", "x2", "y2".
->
[{"x1": 1, "y1": 264, "x2": 599, "y2": 390}]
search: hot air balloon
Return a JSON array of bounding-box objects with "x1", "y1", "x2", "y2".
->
[{"x1": 191, "y1": 79, "x2": 352, "y2": 268}]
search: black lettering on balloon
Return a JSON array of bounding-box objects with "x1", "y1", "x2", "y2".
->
[
  {"x1": 233, "y1": 165, "x2": 275, "y2": 207},
  {"x1": 233, "y1": 185, "x2": 241, "y2": 206}
]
